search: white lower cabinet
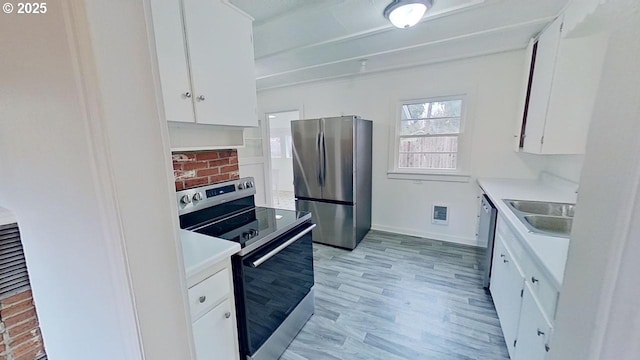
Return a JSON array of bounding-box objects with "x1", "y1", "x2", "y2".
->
[
  {"x1": 490, "y1": 233, "x2": 525, "y2": 357},
  {"x1": 188, "y1": 260, "x2": 239, "y2": 360},
  {"x1": 193, "y1": 298, "x2": 236, "y2": 360},
  {"x1": 514, "y1": 283, "x2": 553, "y2": 360},
  {"x1": 490, "y1": 216, "x2": 559, "y2": 360}
]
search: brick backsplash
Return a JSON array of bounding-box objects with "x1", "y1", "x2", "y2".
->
[
  {"x1": 0, "y1": 290, "x2": 46, "y2": 360},
  {"x1": 173, "y1": 149, "x2": 240, "y2": 190}
]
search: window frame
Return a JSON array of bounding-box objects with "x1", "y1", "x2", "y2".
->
[{"x1": 388, "y1": 94, "x2": 471, "y2": 182}]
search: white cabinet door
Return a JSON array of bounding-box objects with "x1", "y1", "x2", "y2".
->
[
  {"x1": 183, "y1": 0, "x2": 258, "y2": 127},
  {"x1": 540, "y1": 31, "x2": 608, "y2": 154},
  {"x1": 490, "y1": 233, "x2": 525, "y2": 358},
  {"x1": 523, "y1": 16, "x2": 562, "y2": 153},
  {"x1": 193, "y1": 298, "x2": 237, "y2": 360},
  {"x1": 149, "y1": 0, "x2": 195, "y2": 123},
  {"x1": 514, "y1": 283, "x2": 553, "y2": 360}
]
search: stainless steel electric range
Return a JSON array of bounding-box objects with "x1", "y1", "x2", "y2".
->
[{"x1": 177, "y1": 177, "x2": 315, "y2": 360}]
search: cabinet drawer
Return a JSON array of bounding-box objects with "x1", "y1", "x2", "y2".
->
[
  {"x1": 527, "y1": 264, "x2": 558, "y2": 319},
  {"x1": 188, "y1": 268, "x2": 230, "y2": 320}
]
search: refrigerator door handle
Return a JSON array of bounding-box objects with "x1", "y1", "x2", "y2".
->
[
  {"x1": 321, "y1": 131, "x2": 327, "y2": 186},
  {"x1": 317, "y1": 132, "x2": 323, "y2": 186}
]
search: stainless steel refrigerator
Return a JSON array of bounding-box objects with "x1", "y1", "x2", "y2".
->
[{"x1": 291, "y1": 116, "x2": 372, "y2": 250}]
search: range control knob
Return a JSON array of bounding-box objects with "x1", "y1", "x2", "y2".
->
[
  {"x1": 237, "y1": 182, "x2": 246, "y2": 190},
  {"x1": 180, "y1": 194, "x2": 192, "y2": 205},
  {"x1": 192, "y1": 192, "x2": 204, "y2": 202},
  {"x1": 247, "y1": 181, "x2": 254, "y2": 188}
]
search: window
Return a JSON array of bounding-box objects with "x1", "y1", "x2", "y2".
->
[
  {"x1": 270, "y1": 137, "x2": 282, "y2": 158},
  {"x1": 390, "y1": 96, "x2": 468, "y2": 180},
  {"x1": 270, "y1": 134, "x2": 292, "y2": 159}
]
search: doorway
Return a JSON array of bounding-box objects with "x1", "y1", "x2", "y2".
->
[{"x1": 267, "y1": 110, "x2": 300, "y2": 210}]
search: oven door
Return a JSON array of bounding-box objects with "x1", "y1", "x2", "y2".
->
[{"x1": 233, "y1": 221, "x2": 315, "y2": 357}]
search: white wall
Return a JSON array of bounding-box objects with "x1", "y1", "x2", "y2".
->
[
  {"x1": 258, "y1": 51, "x2": 547, "y2": 245},
  {"x1": 544, "y1": 155, "x2": 585, "y2": 183},
  {"x1": 0, "y1": 1, "x2": 193, "y2": 359},
  {"x1": 551, "y1": 1, "x2": 640, "y2": 358}
]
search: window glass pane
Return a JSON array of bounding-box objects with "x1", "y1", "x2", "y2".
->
[
  {"x1": 398, "y1": 153, "x2": 457, "y2": 170},
  {"x1": 400, "y1": 118, "x2": 461, "y2": 135},
  {"x1": 401, "y1": 103, "x2": 429, "y2": 120},
  {"x1": 430, "y1": 100, "x2": 462, "y2": 118},
  {"x1": 285, "y1": 136, "x2": 292, "y2": 158},
  {"x1": 270, "y1": 137, "x2": 282, "y2": 158},
  {"x1": 399, "y1": 136, "x2": 458, "y2": 154}
]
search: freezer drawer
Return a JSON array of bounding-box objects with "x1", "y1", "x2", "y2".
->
[{"x1": 296, "y1": 199, "x2": 357, "y2": 249}]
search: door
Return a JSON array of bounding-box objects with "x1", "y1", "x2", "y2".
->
[
  {"x1": 321, "y1": 117, "x2": 354, "y2": 203},
  {"x1": 182, "y1": 0, "x2": 257, "y2": 126},
  {"x1": 514, "y1": 283, "x2": 553, "y2": 360},
  {"x1": 296, "y1": 199, "x2": 355, "y2": 249},
  {"x1": 193, "y1": 298, "x2": 237, "y2": 360},
  {"x1": 490, "y1": 234, "x2": 525, "y2": 358},
  {"x1": 268, "y1": 110, "x2": 300, "y2": 210},
  {"x1": 292, "y1": 119, "x2": 322, "y2": 199},
  {"x1": 149, "y1": 0, "x2": 194, "y2": 123}
]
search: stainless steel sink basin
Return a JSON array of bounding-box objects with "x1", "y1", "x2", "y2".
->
[
  {"x1": 524, "y1": 215, "x2": 573, "y2": 237},
  {"x1": 503, "y1": 199, "x2": 575, "y2": 238},
  {"x1": 507, "y1": 200, "x2": 575, "y2": 217}
]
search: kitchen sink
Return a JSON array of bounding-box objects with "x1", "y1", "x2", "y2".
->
[
  {"x1": 507, "y1": 200, "x2": 575, "y2": 217},
  {"x1": 524, "y1": 215, "x2": 573, "y2": 237},
  {"x1": 503, "y1": 199, "x2": 575, "y2": 238}
]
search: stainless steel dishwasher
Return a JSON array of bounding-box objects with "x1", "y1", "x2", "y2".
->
[{"x1": 479, "y1": 194, "x2": 497, "y2": 288}]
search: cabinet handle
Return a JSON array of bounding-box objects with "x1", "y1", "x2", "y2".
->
[
  {"x1": 531, "y1": 276, "x2": 539, "y2": 283},
  {"x1": 183, "y1": 92, "x2": 191, "y2": 98},
  {"x1": 197, "y1": 95, "x2": 205, "y2": 101},
  {"x1": 198, "y1": 296, "x2": 206, "y2": 303},
  {"x1": 537, "y1": 329, "x2": 545, "y2": 336},
  {"x1": 225, "y1": 312, "x2": 231, "y2": 319},
  {"x1": 545, "y1": 344, "x2": 550, "y2": 352},
  {"x1": 500, "y1": 254, "x2": 506, "y2": 258}
]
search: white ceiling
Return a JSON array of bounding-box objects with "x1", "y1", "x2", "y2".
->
[{"x1": 229, "y1": 0, "x2": 570, "y2": 90}]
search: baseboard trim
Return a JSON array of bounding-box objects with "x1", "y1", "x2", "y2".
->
[{"x1": 370, "y1": 224, "x2": 481, "y2": 247}]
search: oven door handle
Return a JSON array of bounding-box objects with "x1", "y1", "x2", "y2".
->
[{"x1": 250, "y1": 224, "x2": 316, "y2": 268}]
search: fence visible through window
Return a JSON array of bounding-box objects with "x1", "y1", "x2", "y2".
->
[{"x1": 398, "y1": 98, "x2": 464, "y2": 170}]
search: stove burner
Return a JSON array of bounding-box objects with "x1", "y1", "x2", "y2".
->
[{"x1": 242, "y1": 229, "x2": 259, "y2": 240}]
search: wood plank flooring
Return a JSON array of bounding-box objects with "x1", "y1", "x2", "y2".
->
[{"x1": 280, "y1": 230, "x2": 510, "y2": 360}]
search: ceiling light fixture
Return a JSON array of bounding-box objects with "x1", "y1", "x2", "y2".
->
[{"x1": 383, "y1": 0, "x2": 433, "y2": 29}]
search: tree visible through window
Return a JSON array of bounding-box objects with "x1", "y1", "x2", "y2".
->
[{"x1": 398, "y1": 98, "x2": 464, "y2": 170}]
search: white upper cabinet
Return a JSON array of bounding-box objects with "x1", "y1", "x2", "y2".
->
[
  {"x1": 183, "y1": 0, "x2": 257, "y2": 127},
  {"x1": 519, "y1": 15, "x2": 608, "y2": 154},
  {"x1": 150, "y1": 0, "x2": 258, "y2": 127},
  {"x1": 522, "y1": 17, "x2": 562, "y2": 154},
  {"x1": 150, "y1": 0, "x2": 195, "y2": 123}
]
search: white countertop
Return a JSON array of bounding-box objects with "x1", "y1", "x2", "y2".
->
[
  {"x1": 478, "y1": 176, "x2": 577, "y2": 288},
  {"x1": 180, "y1": 229, "x2": 240, "y2": 281},
  {"x1": 0, "y1": 207, "x2": 17, "y2": 226}
]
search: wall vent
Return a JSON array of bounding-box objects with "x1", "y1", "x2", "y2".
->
[
  {"x1": 0, "y1": 223, "x2": 31, "y2": 300},
  {"x1": 432, "y1": 204, "x2": 449, "y2": 225}
]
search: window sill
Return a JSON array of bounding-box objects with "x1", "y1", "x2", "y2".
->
[{"x1": 387, "y1": 171, "x2": 471, "y2": 183}]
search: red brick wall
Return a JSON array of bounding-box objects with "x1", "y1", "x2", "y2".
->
[
  {"x1": 172, "y1": 149, "x2": 240, "y2": 190},
  {"x1": 0, "y1": 290, "x2": 46, "y2": 360}
]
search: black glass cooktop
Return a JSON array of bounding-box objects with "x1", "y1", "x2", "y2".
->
[{"x1": 192, "y1": 206, "x2": 310, "y2": 248}]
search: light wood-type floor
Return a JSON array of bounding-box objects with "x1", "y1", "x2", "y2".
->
[{"x1": 280, "y1": 230, "x2": 510, "y2": 360}]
